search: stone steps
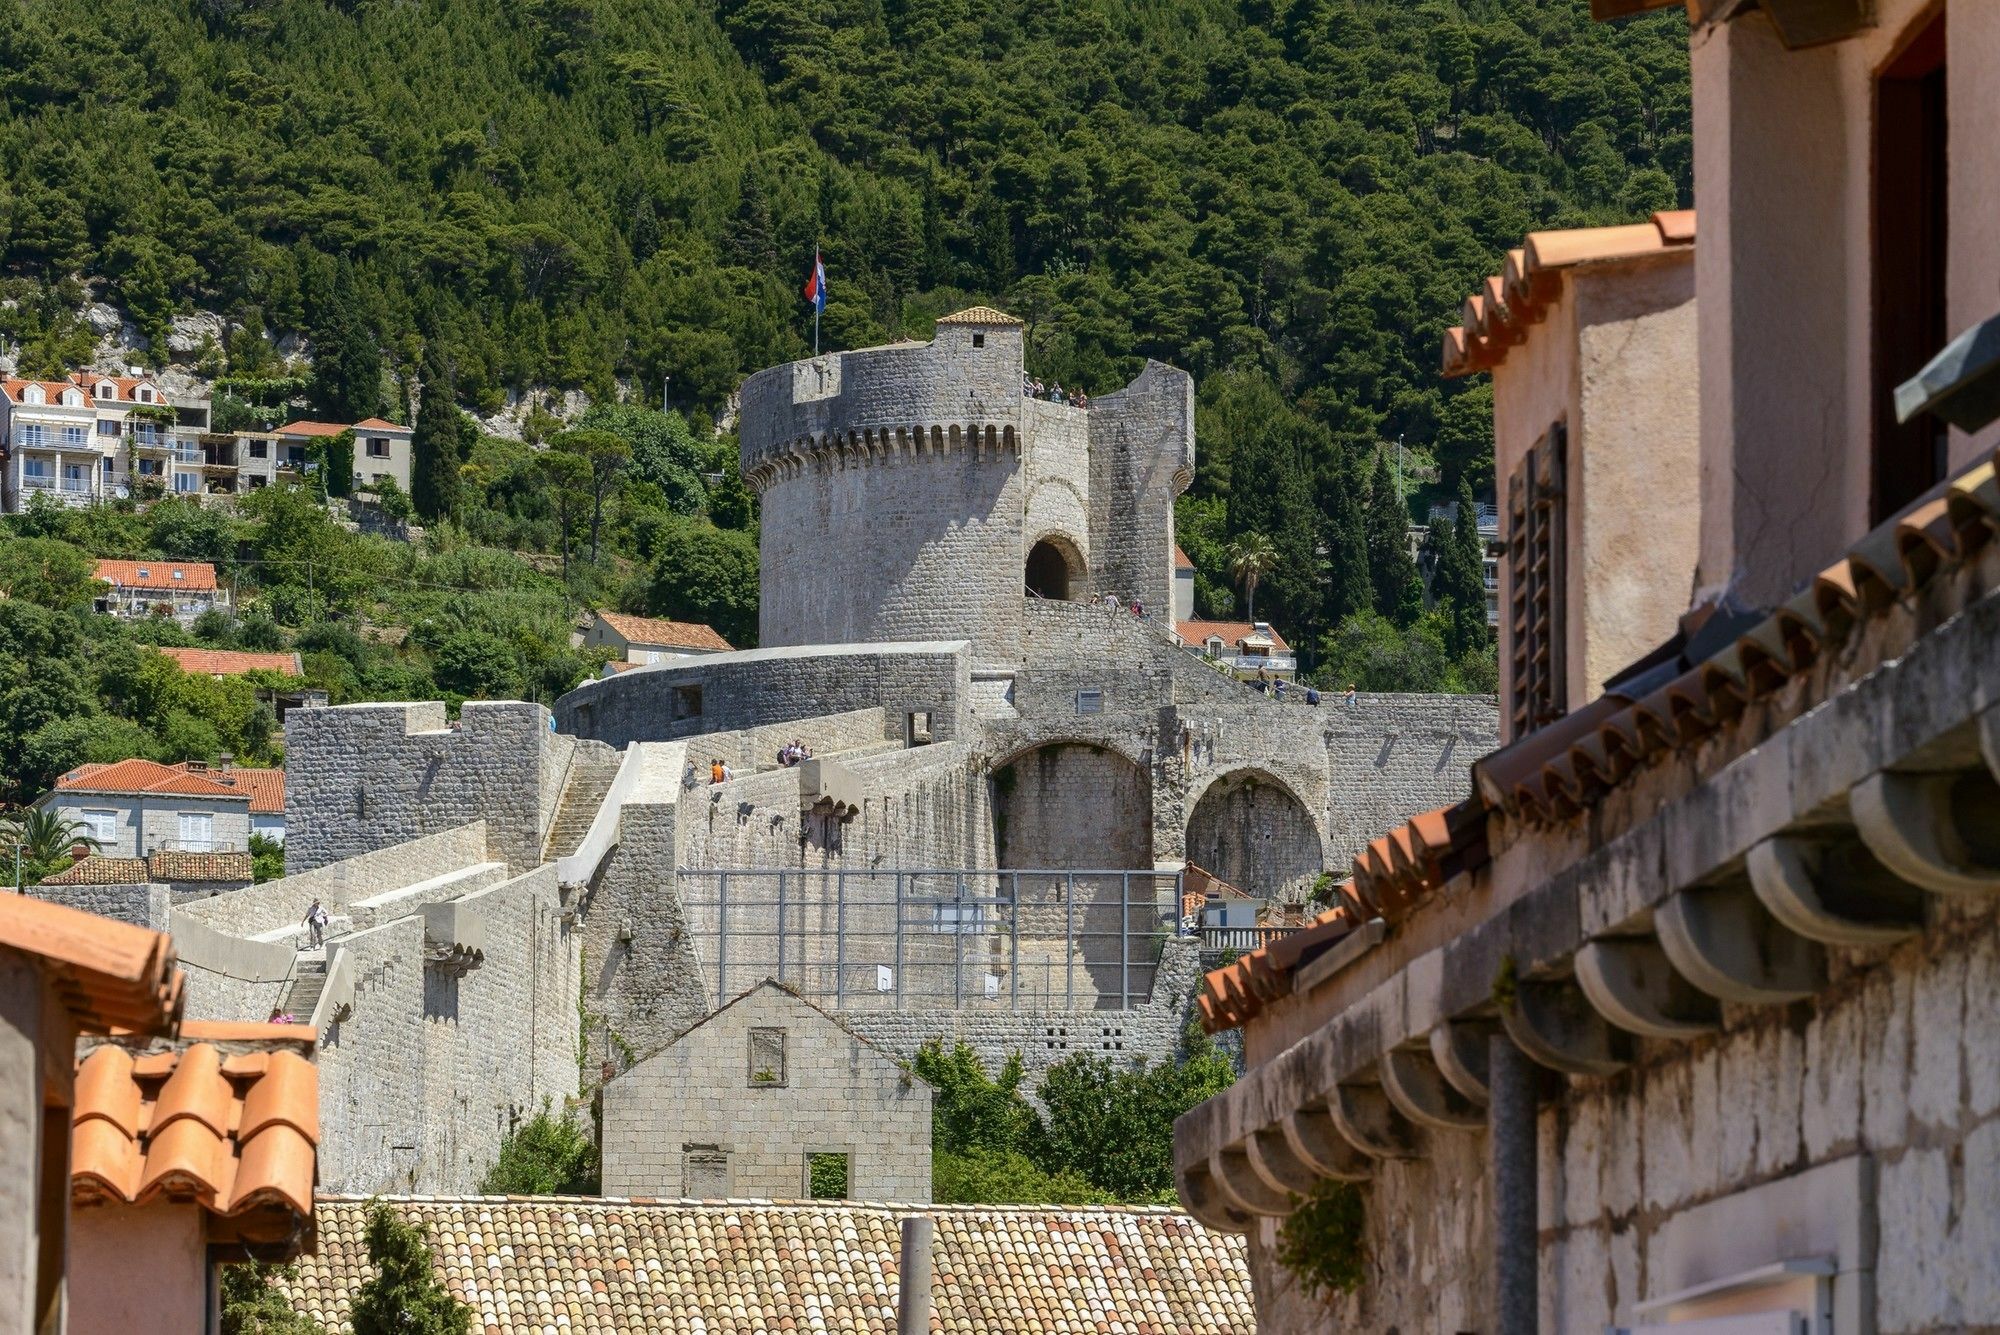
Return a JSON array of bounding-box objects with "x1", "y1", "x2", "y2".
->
[
  {"x1": 281, "y1": 957, "x2": 327, "y2": 1019},
  {"x1": 545, "y1": 743, "x2": 624, "y2": 860}
]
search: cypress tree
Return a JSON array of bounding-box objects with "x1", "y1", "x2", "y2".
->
[
  {"x1": 1323, "y1": 457, "x2": 1372, "y2": 627},
  {"x1": 308, "y1": 259, "x2": 382, "y2": 423},
  {"x1": 1365, "y1": 451, "x2": 1421, "y2": 626},
  {"x1": 348, "y1": 1203, "x2": 471, "y2": 1335},
  {"x1": 411, "y1": 345, "x2": 462, "y2": 522},
  {"x1": 1441, "y1": 474, "x2": 1490, "y2": 656}
]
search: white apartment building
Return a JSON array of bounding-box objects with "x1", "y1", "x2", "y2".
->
[{"x1": 0, "y1": 374, "x2": 212, "y2": 512}]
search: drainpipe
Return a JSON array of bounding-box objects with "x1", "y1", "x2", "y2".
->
[
  {"x1": 898, "y1": 1215, "x2": 934, "y2": 1335},
  {"x1": 1490, "y1": 1033, "x2": 1538, "y2": 1335}
]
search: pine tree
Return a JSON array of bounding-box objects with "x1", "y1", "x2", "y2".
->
[
  {"x1": 347, "y1": 1203, "x2": 471, "y2": 1335},
  {"x1": 410, "y1": 346, "x2": 463, "y2": 522},
  {"x1": 726, "y1": 172, "x2": 777, "y2": 272},
  {"x1": 308, "y1": 259, "x2": 382, "y2": 423},
  {"x1": 1365, "y1": 452, "x2": 1421, "y2": 626},
  {"x1": 1323, "y1": 460, "x2": 1372, "y2": 626}
]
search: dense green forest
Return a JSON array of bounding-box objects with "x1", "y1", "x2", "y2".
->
[{"x1": 0, "y1": 0, "x2": 1689, "y2": 694}]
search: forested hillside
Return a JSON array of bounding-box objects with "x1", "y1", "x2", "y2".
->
[{"x1": 0, "y1": 0, "x2": 1688, "y2": 676}]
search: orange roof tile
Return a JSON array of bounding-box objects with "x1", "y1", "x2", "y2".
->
[
  {"x1": 56, "y1": 758, "x2": 251, "y2": 803},
  {"x1": 92, "y1": 559, "x2": 219, "y2": 592},
  {"x1": 595, "y1": 610, "x2": 734, "y2": 653},
  {"x1": 1173, "y1": 619, "x2": 1292, "y2": 652},
  {"x1": 72, "y1": 1033, "x2": 318, "y2": 1250},
  {"x1": 157, "y1": 647, "x2": 301, "y2": 678},
  {"x1": 146, "y1": 850, "x2": 257, "y2": 882},
  {"x1": 4, "y1": 378, "x2": 89, "y2": 405},
  {"x1": 0, "y1": 894, "x2": 182, "y2": 1034},
  {"x1": 935, "y1": 305, "x2": 1024, "y2": 326},
  {"x1": 289, "y1": 1197, "x2": 1251, "y2": 1331},
  {"x1": 72, "y1": 374, "x2": 165, "y2": 401},
  {"x1": 275, "y1": 420, "x2": 350, "y2": 438},
  {"x1": 39, "y1": 856, "x2": 151, "y2": 886},
  {"x1": 1442, "y1": 210, "x2": 1696, "y2": 378},
  {"x1": 1173, "y1": 544, "x2": 1195, "y2": 570},
  {"x1": 350, "y1": 417, "x2": 409, "y2": 432}
]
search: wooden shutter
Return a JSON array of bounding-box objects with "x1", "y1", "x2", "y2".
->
[{"x1": 1507, "y1": 422, "x2": 1568, "y2": 739}]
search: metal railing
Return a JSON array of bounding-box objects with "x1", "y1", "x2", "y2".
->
[
  {"x1": 677, "y1": 867, "x2": 1181, "y2": 1012},
  {"x1": 1198, "y1": 924, "x2": 1301, "y2": 954}
]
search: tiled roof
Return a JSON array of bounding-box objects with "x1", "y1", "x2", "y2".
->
[
  {"x1": 4, "y1": 378, "x2": 88, "y2": 404},
  {"x1": 39, "y1": 856, "x2": 150, "y2": 885},
  {"x1": 72, "y1": 1029, "x2": 318, "y2": 1251},
  {"x1": 275, "y1": 420, "x2": 350, "y2": 437},
  {"x1": 93, "y1": 559, "x2": 219, "y2": 592},
  {"x1": 1196, "y1": 904, "x2": 1358, "y2": 1032},
  {"x1": 1173, "y1": 544, "x2": 1195, "y2": 571},
  {"x1": 56, "y1": 758, "x2": 252, "y2": 803},
  {"x1": 351, "y1": 417, "x2": 410, "y2": 432},
  {"x1": 1202, "y1": 442, "x2": 2000, "y2": 1033},
  {"x1": 1173, "y1": 619, "x2": 1292, "y2": 652},
  {"x1": 74, "y1": 374, "x2": 164, "y2": 401},
  {"x1": 0, "y1": 893, "x2": 183, "y2": 1033},
  {"x1": 148, "y1": 849, "x2": 257, "y2": 882},
  {"x1": 158, "y1": 646, "x2": 301, "y2": 678},
  {"x1": 935, "y1": 305, "x2": 1024, "y2": 326},
  {"x1": 289, "y1": 1197, "x2": 1254, "y2": 1333},
  {"x1": 594, "y1": 610, "x2": 733, "y2": 653},
  {"x1": 1441, "y1": 210, "x2": 1695, "y2": 378}
]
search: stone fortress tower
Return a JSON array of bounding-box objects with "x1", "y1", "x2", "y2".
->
[{"x1": 738, "y1": 307, "x2": 1193, "y2": 662}]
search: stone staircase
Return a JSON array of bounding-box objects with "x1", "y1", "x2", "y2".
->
[
  {"x1": 280, "y1": 952, "x2": 328, "y2": 1019},
  {"x1": 545, "y1": 741, "x2": 624, "y2": 861}
]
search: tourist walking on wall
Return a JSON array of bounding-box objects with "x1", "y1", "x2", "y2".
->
[{"x1": 303, "y1": 898, "x2": 329, "y2": 949}]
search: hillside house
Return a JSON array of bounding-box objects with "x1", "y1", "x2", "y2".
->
[
  {"x1": 1173, "y1": 618, "x2": 1295, "y2": 679},
  {"x1": 584, "y1": 610, "x2": 733, "y2": 668},
  {"x1": 0, "y1": 374, "x2": 212, "y2": 512},
  {"x1": 37, "y1": 757, "x2": 282, "y2": 855},
  {"x1": 92, "y1": 558, "x2": 227, "y2": 622},
  {"x1": 157, "y1": 646, "x2": 328, "y2": 720},
  {"x1": 275, "y1": 418, "x2": 413, "y2": 495}
]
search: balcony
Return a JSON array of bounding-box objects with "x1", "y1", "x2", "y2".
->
[{"x1": 128, "y1": 430, "x2": 171, "y2": 452}]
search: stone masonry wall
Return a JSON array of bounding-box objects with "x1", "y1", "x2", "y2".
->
[
  {"x1": 31, "y1": 882, "x2": 170, "y2": 930},
  {"x1": 285, "y1": 701, "x2": 557, "y2": 874},
  {"x1": 1087, "y1": 361, "x2": 1193, "y2": 620},
  {"x1": 1185, "y1": 771, "x2": 1325, "y2": 899},
  {"x1": 174, "y1": 824, "x2": 488, "y2": 939},
  {"x1": 1247, "y1": 897, "x2": 2000, "y2": 1333},
  {"x1": 993, "y1": 742, "x2": 1152, "y2": 870},
  {"x1": 554, "y1": 643, "x2": 971, "y2": 750},
  {"x1": 601, "y1": 983, "x2": 933, "y2": 1202}
]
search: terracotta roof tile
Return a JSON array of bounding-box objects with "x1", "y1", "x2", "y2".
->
[
  {"x1": 275, "y1": 420, "x2": 350, "y2": 438},
  {"x1": 1442, "y1": 210, "x2": 1696, "y2": 378},
  {"x1": 92, "y1": 559, "x2": 219, "y2": 592},
  {"x1": 39, "y1": 856, "x2": 150, "y2": 886},
  {"x1": 594, "y1": 610, "x2": 733, "y2": 653},
  {"x1": 0, "y1": 894, "x2": 182, "y2": 1033},
  {"x1": 350, "y1": 418, "x2": 409, "y2": 432},
  {"x1": 4, "y1": 378, "x2": 88, "y2": 404},
  {"x1": 935, "y1": 305, "x2": 1024, "y2": 326},
  {"x1": 1173, "y1": 619, "x2": 1291, "y2": 652},
  {"x1": 72, "y1": 1033, "x2": 318, "y2": 1250},
  {"x1": 158, "y1": 646, "x2": 301, "y2": 678},
  {"x1": 1173, "y1": 544, "x2": 1195, "y2": 571},
  {"x1": 147, "y1": 850, "x2": 257, "y2": 882},
  {"x1": 55, "y1": 758, "x2": 251, "y2": 802},
  {"x1": 288, "y1": 1197, "x2": 1252, "y2": 1332}
]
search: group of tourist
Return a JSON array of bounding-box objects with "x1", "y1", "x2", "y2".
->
[
  {"x1": 1100, "y1": 591, "x2": 1145, "y2": 617},
  {"x1": 1023, "y1": 374, "x2": 1089, "y2": 408},
  {"x1": 776, "y1": 739, "x2": 814, "y2": 767},
  {"x1": 1249, "y1": 665, "x2": 1359, "y2": 708}
]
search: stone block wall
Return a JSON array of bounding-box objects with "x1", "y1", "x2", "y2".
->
[
  {"x1": 554, "y1": 643, "x2": 971, "y2": 750},
  {"x1": 601, "y1": 982, "x2": 933, "y2": 1202},
  {"x1": 1087, "y1": 361, "x2": 1193, "y2": 620},
  {"x1": 174, "y1": 824, "x2": 489, "y2": 940},
  {"x1": 285, "y1": 701, "x2": 557, "y2": 874},
  {"x1": 1249, "y1": 899, "x2": 2000, "y2": 1333},
  {"x1": 31, "y1": 882, "x2": 170, "y2": 930},
  {"x1": 993, "y1": 742, "x2": 1152, "y2": 870}
]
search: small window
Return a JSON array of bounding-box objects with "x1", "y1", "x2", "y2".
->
[
  {"x1": 136, "y1": 567, "x2": 150, "y2": 579},
  {"x1": 806, "y1": 1152, "x2": 850, "y2": 1199},
  {"x1": 671, "y1": 683, "x2": 704, "y2": 721},
  {"x1": 906, "y1": 711, "x2": 932, "y2": 746},
  {"x1": 171, "y1": 569, "x2": 184, "y2": 580},
  {"x1": 971, "y1": 332, "x2": 985, "y2": 348},
  {"x1": 748, "y1": 1028, "x2": 786, "y2": 1087},
  {"x1": 98, "y1": 420, "x2": 119, "y2": 437},
  {"x1": 95, "y1": 382, "x2": 114, "y2": 399},
  {"x1": 1075, "y1": 688, "x2": 1103, "y2": 714},
  {"x1": 367, "y1": 437, "x2": 390, "y2": 458},
  {"x1": 82, "y1": 810, "x2": 117, "y2": 844},
  {"x1": 23, "y1": 386, "x2": 43, "y2": 404},
  {"x1": 249, "y1": 439, "x2": 268, "y2": 459},
  {"x1": 1506, "y1": 421, "x2": 1568, "y2": 740}
]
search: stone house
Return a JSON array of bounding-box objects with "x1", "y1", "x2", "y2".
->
[
  {"x1": 602, "y1": 980, "x2": 934, "y2": 1202},
  {"x1": 582, "y1": 609, "x2": 733, "y2": 667},
  {"x1": 1177, "y1": 3, "x2": 2000, "y2": 1332},
  {"x1": 91, "y1": 557, "x2": 228, "y2": 622},
  {"x1": 157, "y1": 645, "x2": 328, "y2": 729},
  {"x1": 39, "y1": 757, "x2": 264, "y2": 855}
]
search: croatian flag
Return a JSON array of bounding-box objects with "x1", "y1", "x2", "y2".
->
[{"x1": 804, "y1": 253, "x2": 827, "y2": 314}]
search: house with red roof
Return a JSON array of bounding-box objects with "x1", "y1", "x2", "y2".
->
[
  {"x1": 92, "y1": 558, "x2": 228, "y2": 623},
  {"x1": 35, "y1": 757, "x2": 286, "y2": 855},
  {"x1": 1171, "y1": 618, "x2": 1294, "y2": 680},
  {"x1": 584, "y1": 609, "x2": 734, "y2": 670},
  {"x1": 0, "y1": 372, "x2": 212, "y2": 513},
  {"x1": 275, "y1": 416, "x2": 413, "y2": 495},
  {"x1": 155, "y1": 646, "x2": 328, "y2": 720}
]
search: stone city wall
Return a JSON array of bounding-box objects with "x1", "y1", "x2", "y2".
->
[
  {"x1": 1249, "y1": 899, "x2": 2000, "y2": 1333},
  {"x1": 31, "y1": 882, "x2": 171, "y2": 931},
  {"x1": 1085, "y1": 361, "x2": 1194, "y2": 619},
  {"x1": 285, "y1": 701, "x2": 557, "y2": 874},
  {"x1": 174, "y1": 824, "x2": 489, "y2": 940},
  {"x1": 554, "y1": 642, "x2": 972, "y2": 750}
]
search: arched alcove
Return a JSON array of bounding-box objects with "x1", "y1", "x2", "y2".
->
[
  {"x1": 1024, "y1": 536, "x2": 1084, "y2": 602},
  {"x1": 1186, "y1": 770, "x2": 1323, "y2": 901}
]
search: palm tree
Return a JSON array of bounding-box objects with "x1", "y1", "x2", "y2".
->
[
  {"x1": 2, "y1": 808, "x2": 103, "y2": 884},
  {"x1": 1228, "y1": 533, "x2": 1278, "y2": 621}
]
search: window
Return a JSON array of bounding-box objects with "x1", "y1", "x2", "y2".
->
[
  {"x1": 367, "y1": 436, "x2": 390, "y2": 458},
  {"x1": 682, "y1": 1145, "x2": 730, "y2": 1197},
  {"x1": 248, "y1": 439, "x2": 268, "y2": 459},
  {"x1": 285, "y1": 447, "x2": 306, "y2": 467},
  {"x1": 748, "y1": 1028, "x2": 786, "y2": 1087},
  {"x1": 82, "y1": 810, "x2": 116, "y2": 845},
  {"x1": 60, "y1": 426, "x2": 84, "y2": 446},
  {"x1": 22, "y1": 385, "x2": 42, "y2": 404},
  {"x1": 174, "y1": 473, "x2": 198, "y2": 494},
  {"x1": 1506, "y1": 421, "x2": 1567, "y2": 739},
  {"x1": 22, "y1": 459, "x2": 51, "y2": 479},
  {"x1": 97, "y1": 419, "x2": 119, "y2": 437},
  {"x1": 1204, "y1": 636, "x2": 1223, "y2": 656},
  {"x1": 971, "y1": 332, "x2": 986, "y2": 348},
  {"x1": 906, "y1": 711, "x2": 932, "y2": 746},
  {"x1": 137, "y1": 387, "x2": 152, "y2": 403},
  {"x1": 178, "y1": 812, "x2": 214, "y2": 852},
  {"x1": 246, "y1": 476, "x2": 266, "y2": 490},
  {"x1": 95, "y1": 382, "x2": 114, "y2": 399},
  {"x1": 60, "y1": 390, "x2": 81, "y2": 406},
  {"x1": 671, "y1": 684, "x2": 703, "y2": 721},
  {"x1": 1871, "y1": 9, "x2": 1948, "y2": 523},
  {"x1": 805, "y1": 1152, "x2": 850, "y2": 1199},
  {"x1": 100, "y1": 456, "x2": 113, "y2": 474},
  {"x1": 1075, "y1": 688, "x2": 1103, "y2": 714},
  {"x1": 18, "y1": 427, "x2": 48, "y2": 447}
]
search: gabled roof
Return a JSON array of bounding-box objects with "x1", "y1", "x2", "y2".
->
[
  {"x1": 290, "y1": 1196, "x2": 1253, "y2": 1332},
  {"x1": 1442, "y1": 210, "x2": 1696, "y2": 378},
  {"x1": 350, "y1": 417, "x2": 410, "y2": 432},
  {"x1": 1173, "y1": 544, "x2": 1195, "y2": 571},
  {"x1": 39, "y1": 850, "x2": 258, "y2": 885},
  {"x1": 625, "y1": 978, "x2": 912, "y2": 1073},
  {"x1": 54, "y1": 758, "x2": 255, "y2": 804},
  {"x1": 73, "y1": 374, "x2": 164, "y2": 400},
  {"x1": 274, "y1": 420, "x2": 350, "y2": 438},
  {"x1": 935, "y1": 305, "x2": 1024, "y2": 326},
  {"x1": 93, "y1": 559, "x2": 219, "y2": 592},
  {"x1": 3, "y1": 378, "x2": 89, "y2": 405},
  {"x1": 158, "y1": 647, "x2": 301, "y2": 679},
  {"x1": 594, "y1": 610, "x2": 733, "y2": 653},
  {"x1": 72, "y1": 1028, "x2": 318, "y2": 1250},
  {"x1": 1173, "y1": 619, "x2": 1291, "y2": 652},
  {"x1": 0, "y1": 893, "x2": 183, "y2": 1033},
  {"x1": 38, "y1": 856, "x2": 151, "y2": 886}
]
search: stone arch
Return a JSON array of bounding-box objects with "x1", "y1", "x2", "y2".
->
[
  {"x1": 1185, "y1": 768, "x2": 1324, "y2": 901},
  {"x1": 991, "y1": 741, "x2": 1152, "y2": 870},
  {"x1": 1024, "y1": 533, "x2": 1086, "y2": 601}
]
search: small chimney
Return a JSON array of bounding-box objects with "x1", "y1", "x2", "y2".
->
[{"x1": 218, "y1": 752, "x2": 234, "y2": 774}]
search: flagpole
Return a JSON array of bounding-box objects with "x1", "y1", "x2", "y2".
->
[{"x1": 814, "y1": 305, "x2": 820, "y2": 357}]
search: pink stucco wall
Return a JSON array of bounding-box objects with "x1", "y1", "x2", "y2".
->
[{"x1": 67, "y1": 1202, "x2": 207, "y2": 1335}]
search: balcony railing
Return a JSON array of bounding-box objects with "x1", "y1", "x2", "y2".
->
[
  {"x1": 1196, "y1": 924, "x2": 1301, "y2": 955},
  {"x1": 1207, "y1": 652, "x2": 1299, "y2": 674}
]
